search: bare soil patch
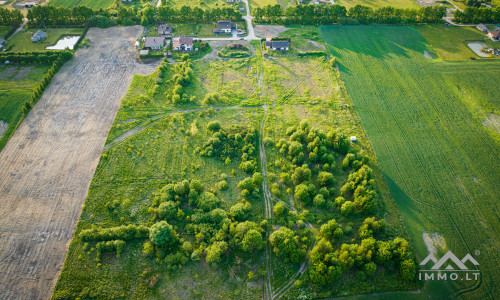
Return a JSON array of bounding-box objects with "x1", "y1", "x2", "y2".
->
[
  {"x1": 254, "y1": 25, "x2": 290, "y2": 38},
  {"x1": 422, "y1": 231, "x2": 446, "y2": 256},
  {"x1": 483, "y1": 113, "x2": 500, "y2": 134},
  {"x1": 0, "y1": 26, "x2": 158, "y2": 300},
  {"x1": 0, "y1": 120, "x2": 7, "y2": 138}
]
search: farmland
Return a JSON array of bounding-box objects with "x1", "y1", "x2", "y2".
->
[
  {"x1": 415, "y1": 25, "x2": 500, "y2": 60},
  {"x1": 161, "y1": 0, "x2": 236, "y2": 10},
  {"x1": 0, "y1": 65, "x2": 50, "y2": 151},
  {"x1": 48, "y1": 0, "x2": 80, "y2": 8},
  {"x1": 321, "y1": 25, "x2": 500, "y2": 299},
  {"x1": 332, "y1": 0, "x2": 418, "y2": 9},
  {"x1": 7, "y1": 28, "x2": 84, "y2": 52},
  {"x1": 79, "y1": 0, "x2": 116, "y2": 10},
  {"x1": 53, "y1": 45, "x2": 420, "y2": 298}
]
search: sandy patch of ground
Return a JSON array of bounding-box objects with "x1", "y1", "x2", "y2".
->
[
  {"x1": 422, "y1": 231, "x2": 446, "y2": 256},
  {"x1": 423, "y1": 50, "x2": 434, "y2": 59},
  {"x1": 0, "y1": 120, "x2": 7, "y2": 138},
  {"x1": 483, "y1": 113, "x2": 500, "y2": 134},
  {"x1": 0, "y1": 26, "x2": 158, "y2": 300},
  {"x1": 254, "y1": 25, "x2": 290, "y2": 38}
]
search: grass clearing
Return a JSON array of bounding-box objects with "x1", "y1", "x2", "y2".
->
[
  {"x1": 333, "y1": 0, "x2": 418, "y2": 9},
  {"x1": 48, "y1": 0, "x2": 80, "y2": 8},
  {"x1": 249, "y1": 0, "x2": 280, "y2": 12},
  {"x1": 278, "y1": 26, "x2": 326, "y2": 52},
  {"x1": 162, "y1": 0, "x2": 233, "y2": 9},
  {"x1": 0, "y1": 64, "x2": 51, "y2": 151},
  {"x1": 7, "y1": 28, "x2": 84, "y2": 52},
  {"x1": 79, "y1": 0, "x2": 116, "y2": 9},
  {"x1": 415, "y1": 25, "x2": 500, "y2": 60},
  {"x1": 321, "y1": 24, "x2": 500, "y2": 299}
]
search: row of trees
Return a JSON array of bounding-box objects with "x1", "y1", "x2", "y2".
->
[
  {"x1": 0, "y1": 7, "x2": 23, "y2": 27},
  {"x1": 253, "y1": 4, "x2": 446, "y2": 25},
  {"x1": 453, "y1": 6, "x2": 500, "y2": 24}
]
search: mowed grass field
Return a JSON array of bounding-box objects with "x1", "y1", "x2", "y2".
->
[
  {"x1": 48, "y1": 0, "x2": 80, "y2": 8},
  {"x1": 415, "y1": 25, "x2": 500, "y2": 60},
  {"x1": 7, "y1": 28, "x2": 84, "y2": 52},
  {"x1": 0, "y1": 65, "x2": 50, "y2": 152},
  {"x1": 333, "y1": 0, "x2": 418, "y2": 9},
  {"x1": 321, "y1": 25, "x2": 500, "y2": 299}
]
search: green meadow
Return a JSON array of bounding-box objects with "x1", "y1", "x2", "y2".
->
[{"x1": 320, "y1": 25, "x2": 500, "y2": 299}]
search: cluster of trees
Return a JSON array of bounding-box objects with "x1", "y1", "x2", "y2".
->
[
  {"x1": 157, "y1": 6, "x2": 242, "y2": 23},
  {"x1": 453, "y1": 6, "x2": 500, "y2": 24},
  {"x1": 308, "y1": 217, "x2": 416, "y2": 285},
  {"x1": 198, "y1": 122, "x2": 258, "y2": 173},
  {"x1": 269, "y1": 227, "x2": 308, "y2": 264},
  {"x1": 95, "y1": 240, "x2": 126, "y2": 262},
  {"x1": 339, "y1": 163, "x2": 378, "y2": 215},
  {"x1": 253, "y1": 4, "x2": 446, "y2": 25},
  {"x1": 27, "y1": 5, "x2": 95, "y2": 26},
  {"x1": 0, "y1": 7, "x2": 23, "y2": 27},
  {"x1": 167, "y1": 57, "x2": 194, "y2": 104},
  {"x1": 80, "y1": 224, "x2": 150, "y2": 241}
]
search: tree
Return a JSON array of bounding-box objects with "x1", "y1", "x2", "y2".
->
[
  {"x1": 400, "y1": 259, "x2": 416, "y2": 280},
  {"x1": 317, "y1": 171, "x2": 335, "y2": 187},
  {"x1": 292, "y1": 165, "x2": 311, "y2": 185},
  {"x1": 313, "y1": 194, "x2": 326, "y2": 208},
  {"x1": 319, "y1": 219, "x2": 338, "y2": 238},
  {"x1": 241, "y1": 229, "x2": 264, "y2": 251},
  {"x1": 269, "y1": 227, "x2": 305, "y2": 263},
  {"x1": 273, "y1": 202, "x2": 286, "y2": 217},
  {"x1": 207, "y1": 121, "x2": 221, "y2": 131},
  {"x1": 340, "y1": 201, "x2": 354, "y2": 216},
  {"x1": 252, "y1": 172, "x2": 263, "y2": 186},
  {"x1": 205, "y1": 241, "x2": 228, "y2": 264},
  {"x1": 158, "y1": 201, "x2": 177, "y2": 220},
  {"x1": 365, "y1": 261, "x2": 376, "y2": 276},
  {"x1": 149, "y1": 221, "x2": 176, "y2": 247},
  {"x1": 198, "y1": 191, "x2": 221, "y2": 211},
  {"x1": 230, "y1": 202, "x2": 250, "y2": 221}
]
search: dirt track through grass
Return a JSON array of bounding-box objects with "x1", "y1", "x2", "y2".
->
[{"x1": 0, "y1": 26, "x2": 158, "y2": 300}]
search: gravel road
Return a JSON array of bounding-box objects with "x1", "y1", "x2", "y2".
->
[{"x1": 0, "y1": 26, "x2": 158, "y2": 300}]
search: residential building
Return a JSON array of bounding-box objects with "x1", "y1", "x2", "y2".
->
[
  {"x1": 172, "y1": 36, "x2": 193, "y2": 52},
  {"x1": 265, "y1": 39, "x2": 290, "y2": 52},
  {"x1": 213, "y1": 21, "x2": 236, "y2": 36},
  {"x1": 476, "y1": 24, "x2": 488, "y2": 33},
  {"x1": 158, "y1": 25, "x2": 172, "y2": 38},
  {"x1": 487, "y1": 30, "x2": 500, "y2": 40},
  {"x1": 31, "y1": 30, "x2": 47, "y2": 42},
  {"x1": 144, "y1": 37, "x2": 165, "y2": 50}
]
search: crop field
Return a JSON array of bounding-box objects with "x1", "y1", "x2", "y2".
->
[
  {"x1": 320, "y1": 25, "x2": 500, "y2": 299},
  {"x1": 0, "y1": 65, "x2": 50, "y2": 151},
  {"x1": 333, "y1": 0, "x2": 418, "y2": 9},
  {"x1": 415, "y1": 25, "x2": 500, "y2": 60},
  {"x1": 7, "y1": 28, "x2": 84, "y2": 52}
]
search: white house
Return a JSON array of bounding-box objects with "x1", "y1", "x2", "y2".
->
[{"x1": 173, "y1": 36, "x2": 193, "y2": 52}]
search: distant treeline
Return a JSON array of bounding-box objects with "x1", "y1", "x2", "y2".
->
[
  {"x1": 453, "y1": 6, "x2": 500, "y2": 24},
  {"x1": 0, "y1": 7, "x2": 23, "y2": 34},
  {"x1": 254, "y1": 4, "x2": 447, "y2": 25},
  {"x1": 26, "y1": 3, "x2": 242, "y2": 28}
]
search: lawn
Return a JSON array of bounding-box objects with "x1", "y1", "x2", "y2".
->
[
  {"x1": 333, "y1": 0, "x2": 418, "y2": 9},
  {"x1": 321, "y1": 25, "x2": 500, "y2": 299},
  {"x1": 48, "y1": 0, "x2": 80, "y2": 8},
  {"x1": 7, "y1": 28, "x2": 84, "y2": 52},
  {"x1": 249, "y1": 0, "x2": 280, "y2": 12},
  {"x1": 53, "y1": 52, "x2": 421, "y2": 298},
  {"x1": 161, "y1": 0, "x2": 233, "y2": 10},
  {"x1": 0, "y1": 65, "x2": 51, "y2": 152},
  {"x1": 415, "y1": 24, "x2": 500, "y2": 60},
  {"x1": 171, "y1": 23, "x2": 217, "y2": 38},
  {"x1": 278, "y1": 26, "x2": 326, "y2": 52},
  {"x1": 79, "y1": 0, "x2": 116, "y2": 9}
]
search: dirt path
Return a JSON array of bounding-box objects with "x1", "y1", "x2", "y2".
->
[{"x1": 0, "y1": 26, "x2": 158, "y2": 300}]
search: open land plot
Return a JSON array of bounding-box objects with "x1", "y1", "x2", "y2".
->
[
  {"x1": 333, "y1": 0, "x2": 419, "y2": 9},
  {"x1": 7, "y1": 28, "x2": 84, "y2": 52},
  {"x1": 249, "y1": 0, "x2": 280, "y2": 12},
  {"x1": 79, "y1": 0, "x2": 116, "y2": 9},
  {"x1": 415, "y1": 25, "x2": 500, "y2": 60},
  {"x1": 54, "y1": 46, "x2": 420, "y2": 297},
  {"x1": 48, "y1": 0, "x2": 80, "y2": 8},
  {"x1": 277, "y1": 26, "x2": 326, "y2": 52},
  {"x1": 0, "y1": 26, "x2": 159, "y2": 299},
  {"x1": 0, "y1": 65, "x2": 50, "y2": 152},
  {"x1": 321, "y1": 25, "x2": 500, "y2": 299},
  {"x1": 161, "y1": 0, "x2": 235, "y2": 10}
]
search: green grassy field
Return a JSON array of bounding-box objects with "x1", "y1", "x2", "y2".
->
[
  {"x1": 0, "y1": 65, "x2": 51, "y2": 152},
  {"x1": 249, "y1": 0, "x2": 279, "y2": 12},
  {"x1": 0, "y1": 26, "x2": 12, "y2": 39},
  {"x1": 278, "y1": 26, "x2": 326, "y2": 52},
  {"x1": 169, "y1": 23, "x2": 217, "y2": 38},
  {"x1": 79, "y1": 0, "x2": 116, "y2": 9},
  {"x1": 415, "y1": 25, "x2": 500, "y2": 60},
  {"x1": 321, "y1": 25, "x2": 500, "y2": 299},
  {"x1": 333, "y1": 0, "x2": 418, "y2": 9},
  {"x1": 162, "y1": 0, "x2": 233, "y2": 10},
  {"x1": 7, "y1": 28, "x2": 84, "y2": 52},
  {"x1": 48, "y1": 0, "x2": 80, "y2": 8}
]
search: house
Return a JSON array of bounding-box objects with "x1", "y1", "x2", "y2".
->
[
  {"x1": 31, "y1": 30, "x2": 47, "y2": 42},
  {"x1": 0, "y1": 39, "x2": 6, "y2": 49},
  {"x1": 487, "y1": 30, "x2": 500, "y2": 40},
  {"x1": 172, "y1": 36, "x2": 193, "y2": 52},
  {"x1": 158, "y1": 25, "x2": 172, "y2": 38},
  {"x1": 226, "y1": 0, "x2": 241, "y2": 2},
  {"x1": 144, "y1": 37, "x2": 165, "y2": 50},
  {"x1": 236, "y1": 29, "x2": 246, "y2": 37},
  {"x1": 476, "y1": 24, "x2": 488, "y2": 33},
  {"x1": 213, "y1": 21, "x2": 236, "y2": 36},
  {"x1": 265, "y1": 39, "x2": 290, "y2": 52}
]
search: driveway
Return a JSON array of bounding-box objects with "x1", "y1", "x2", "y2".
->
[{"x1": 0, "y1": 26, "x2": 158, "y2": 300}]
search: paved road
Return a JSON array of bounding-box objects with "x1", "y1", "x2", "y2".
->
[{"x1": 0, "y1": 26, "x2": 158, "y2": 300}]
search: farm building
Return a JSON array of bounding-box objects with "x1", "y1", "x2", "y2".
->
[
  {"x1": 172, "y1": 36, "x2": 193, "y2": 52},
  {"x1": 476, "y1": 24, "x2": 488, "y2": 33},
  {"x1": 213, "y1": 21, "x2": 236, "y2": 36},
  {"x1": 144, "y1": 37, "x2": 165, "y2": 50},
  {"x1": 31, "y1": 30, "x2": 47, "y2": 42},
  {"x1": 487, "y1": 30, "x2": 500, "y2": 41},
  {"x1": 158, "y1": 25, "x2": 172, "y2": 38},
  {"x1": 265, "y1": 38, "x2": 290, "y2": 52}
]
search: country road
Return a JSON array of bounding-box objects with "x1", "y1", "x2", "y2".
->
[{"x1": 0, "y1": 26, "x2": 158, "y2": 300}]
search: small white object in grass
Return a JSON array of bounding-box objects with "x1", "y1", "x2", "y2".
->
[{"x1": 350, "y1": 136, "x2": 357, "y2": 142}]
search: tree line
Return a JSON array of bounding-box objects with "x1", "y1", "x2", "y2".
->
[
  {"x1": 453, "y1": 6, "x2": 500, "y2": 24},
  {"x1": 0, "y1": 7, "x2": 23, "y2": 27},
  {"x1": 254, "y1": 4, "x2": 447, "y2": 25}
]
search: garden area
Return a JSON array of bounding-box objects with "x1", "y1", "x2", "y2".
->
[
  {"x1": 217, "y1": 43, "x2": 252, "y2": 58},
  {"x1": 6, "y1": 28, "x2": 84, "y2": 52}
]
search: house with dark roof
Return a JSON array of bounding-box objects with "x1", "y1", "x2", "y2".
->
[
  {"x1": 144, "y1": 37, "x2": 165, "y2": 50},
  {"x1": 158, "y1": 25, "x2": 172, "y2": 38},
  {"x1": 213, "y1": 21, "x2": 236, "y2": 36},
  {"x1": 31, "y1": 30, "x2": 47, "y2": 42},
  {"x1": 265, "y1": 38, "x2": 290, "y2": 52},
  {"x1": 476, "y1": 24, "x2": 488, "y2": 33},
  {"x1": 173, "y1": 36, "x2": 193, "y2": 52}
]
